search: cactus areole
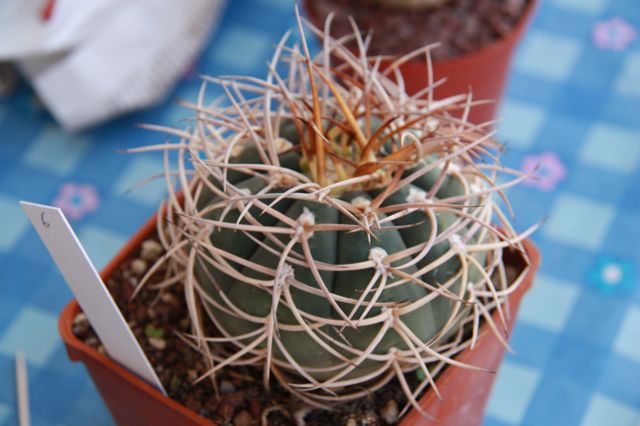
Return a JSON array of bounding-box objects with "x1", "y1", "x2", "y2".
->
[{"x1": 143, "y1": 12, "x2": 535, "y2": 410}]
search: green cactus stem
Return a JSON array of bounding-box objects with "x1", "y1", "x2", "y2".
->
[{"x1": 132, "y1": 10, "x2": 536, "y2": 412}]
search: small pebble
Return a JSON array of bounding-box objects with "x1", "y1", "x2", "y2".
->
[
  {"x1": 161, "y1": 292, "x2": 177, "y2": 304},
  {"x1": 73, "y1": 312, "x2": 88, "y2": 326},
  {"x1": 294, "y1": 407, "x2": 311, "y2": 426},
  {"x1": 72, "y1": 312, "x2": 90, "y2": 335},
  {"x1": 140, "y1": 240, "x2": 163, "y2": 261},
  {"x1": 130, "y1": 259, "x2": 148, "y2": 276},
  {"x1": 380, "y1": 399, "x2": 399, "y2": 425},
  {"x1": 148, "y1": 337, "x2": 167, "y2": 350},
  {"x1": 363, "y1": 410, "x2": 378, "y2": 425},
  {"x1": 233, "y1": 410, "x2": 254, "y2": 426},
  {"x1": 343, "y1": 416, "x2": 357, "y2": 426},
  {"x1": 220, "y1": 380, "x2": 235, "y2": 393}
]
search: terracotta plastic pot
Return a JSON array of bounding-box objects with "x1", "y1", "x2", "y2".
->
[
  {"x1": 303, "y1": 0, "x2": 538, "y2": 124},
  {"x1": 59, "y1": 211, "x2": 539, "y2": 426}
]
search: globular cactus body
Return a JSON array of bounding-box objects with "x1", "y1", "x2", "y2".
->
[
  {"x1": 146, "y1": 12, "x2": 534, "y2": 410},
  {"x1": 197, "y1": 145, "x2": 469, "y2": 380}
]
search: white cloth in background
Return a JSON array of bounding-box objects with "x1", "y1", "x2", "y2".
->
[
  {"x1": 0, "y1": 0, "x2": 113, "y2": 59},
  {"x1": 0, "y1": 0, "x2": 226, "y2": 131}
]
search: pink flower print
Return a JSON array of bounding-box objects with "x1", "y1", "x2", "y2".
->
[
  {"x1": 593, "y1": 18, "x2": 637, "y2": 51},
  {"x1": 521, "y1": 152, "x2": 567, "y2": 191},
  {"x1": 587, "y1": 256, "x2": 635, "y2": 294},
  {"x1": 53, "y1": 183, "x2": 100, "y2": 220}
]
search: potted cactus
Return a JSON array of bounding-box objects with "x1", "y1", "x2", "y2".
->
[
  {"x1": 59, "y1": 14, "x2": 539, "y2": 426},
  {"x1": 303, "y1": 0, "x2": 538, "y2": 124}
]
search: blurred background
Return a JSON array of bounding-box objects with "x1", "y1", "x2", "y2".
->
[{"x1": 0, "y1": 0, "x2": 639, "y2": 424}]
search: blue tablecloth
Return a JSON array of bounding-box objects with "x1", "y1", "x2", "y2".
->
[{"x1": 1, "y1": 0, "x2": 639, "y2": 424}]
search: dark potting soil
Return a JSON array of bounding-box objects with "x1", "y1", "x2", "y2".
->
[
  {"x1": 72, "y1": 238, "x2": 419, "y2": 426},
  {"x1": 306, "y1": 0, "x2": 531, "y2": 61}
]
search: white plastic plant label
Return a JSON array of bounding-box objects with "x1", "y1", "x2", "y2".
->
[{"x1": 20, "y1": 201, "x2": 167, "y2": 395}]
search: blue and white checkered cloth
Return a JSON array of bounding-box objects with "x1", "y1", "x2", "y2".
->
[{"x1": 1, "y1": 0, "x2": 639, "y2": 424}]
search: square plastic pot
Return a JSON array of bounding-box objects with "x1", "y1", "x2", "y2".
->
[
  {"x1": 59, "y1": 211, "x2": 540, "y2": 426},
  {"x1": 303, "y1": 0, "x2": 538, "y2": 125}
]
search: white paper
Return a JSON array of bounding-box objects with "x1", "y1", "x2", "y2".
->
[
  {"x1": 20, "y1": 0, "x2": 226, "y2": 131},
  {"x1": 0, "y1": 0, "x2": 116, "y2": 59},
  {"x1": 20, "y1": 201, "x2": 166, "y2": 395}
]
